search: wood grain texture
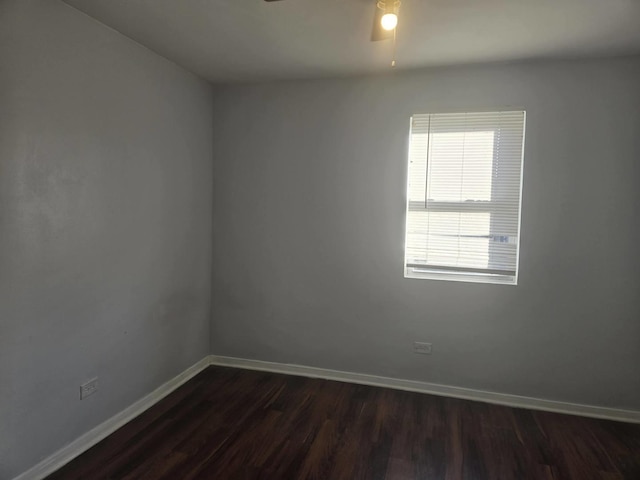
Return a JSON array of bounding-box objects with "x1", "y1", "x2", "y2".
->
[{"x1": 46, "y1": 366, "x2": 640, "y2": 480}]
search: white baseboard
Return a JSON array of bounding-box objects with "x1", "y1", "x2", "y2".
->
[
  {"x1": 14, "y1": 354, "x2": 640, "y2": 480},
  {"x1": 13, "y1": 356, "x2": 211, "y2": 480},
  {"x1": 209, "y1": 355, "x2": 640, "y2": 424}
]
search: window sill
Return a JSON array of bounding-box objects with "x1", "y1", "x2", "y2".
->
[{"x1": 404, "y1": 268, "x2": 517, "y2": 285}]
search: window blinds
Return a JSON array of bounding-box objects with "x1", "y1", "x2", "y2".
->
[{"x1": 405, "y1": 111, "x2": 526, "y2": 284}]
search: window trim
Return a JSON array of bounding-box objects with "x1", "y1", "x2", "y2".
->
[{"x1": 403, "y1": 109, "x2": 526, "y2": 286}]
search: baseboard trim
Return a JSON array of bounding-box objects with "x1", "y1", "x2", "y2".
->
[
  {"x1": 209, "y1": 355, "x2": 640, "y2": 424},
  {"x1": 14, "y1": 354, "x2": 640, "y2": 479},
  {"x1": 13, "y1": 356, "x2": 210, "y2": 480}
]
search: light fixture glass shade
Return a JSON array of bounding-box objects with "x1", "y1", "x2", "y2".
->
[{"x1": 380, "y1": 12, "x2": 398, "y2": 31}]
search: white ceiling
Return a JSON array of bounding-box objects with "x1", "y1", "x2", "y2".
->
[{"x1": 63, "y1": 0, "x2": 640, "y2": 83}]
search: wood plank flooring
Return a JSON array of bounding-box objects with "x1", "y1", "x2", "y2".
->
[{"x1": 47, "y1": 366, "x2": 640, "y2": 479}]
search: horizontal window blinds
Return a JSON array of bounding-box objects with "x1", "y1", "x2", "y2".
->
[{"x1": 405, "y1": 111, "x2": 525, "y2": 281}]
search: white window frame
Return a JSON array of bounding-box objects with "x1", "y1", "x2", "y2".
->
[{"x1": 403, "y1": 109, "x2": 526, "y2": 285}]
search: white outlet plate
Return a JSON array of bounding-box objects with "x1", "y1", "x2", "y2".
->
[
  {"x1": 80, "y1": 378, "x2": 98, "y2": 399},
  {"x1": 413, "y1": 341, "x2": 432, "y2": 355}
]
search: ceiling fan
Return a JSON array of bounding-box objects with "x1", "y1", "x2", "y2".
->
[{"x1": 264, "y1": 0, "x2": 401, "y2": 44}]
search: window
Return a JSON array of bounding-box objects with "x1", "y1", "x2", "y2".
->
[{"x1": 404, "y1": 110, "x2": 526, "y2": 285}]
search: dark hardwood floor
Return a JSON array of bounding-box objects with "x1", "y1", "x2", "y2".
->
[{"x1": 47, "y1": 366, "x2": 640, "y2": 480}]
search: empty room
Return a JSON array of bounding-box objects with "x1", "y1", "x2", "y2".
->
[{"x1": 1, "y1": 0, "x2": 639, "y2": 479}]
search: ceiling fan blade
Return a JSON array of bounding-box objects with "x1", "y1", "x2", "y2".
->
[
  {"x1": 264, "y1": 0, "x2": 285, "y2": 2},
  {"x1": 371, "y1": 5, "x2": 394, "y2": 41}
]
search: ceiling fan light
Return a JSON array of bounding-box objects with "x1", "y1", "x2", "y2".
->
[{"x1": 380, "y1": 12, "x2": 398, "y2": 30}]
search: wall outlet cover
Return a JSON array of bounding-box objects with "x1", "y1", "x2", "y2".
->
[
  {"x1": 80, "y1": 378, "x2": 98, "y2": 399},
  {"x1": 413, "y1": 342, "x2": 432, "y2": 355}
]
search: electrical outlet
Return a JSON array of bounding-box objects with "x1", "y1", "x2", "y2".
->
[
  {"x1": 80, "y1": 378, "x2": 98, "y2": 399},
  {"x1": 413, "y1": 341, "x2": 432, "y2": 355}
]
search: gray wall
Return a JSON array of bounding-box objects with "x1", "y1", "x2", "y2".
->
[
  {"x1": 1, "y1": 1, "x2": 639, "y2": 476},
  {"x1": 0, "y1": 1, "x2": 213, "y2": 477},
  {"x1": 211, "y1": 56, "x2": 640, "y2": 411}
]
